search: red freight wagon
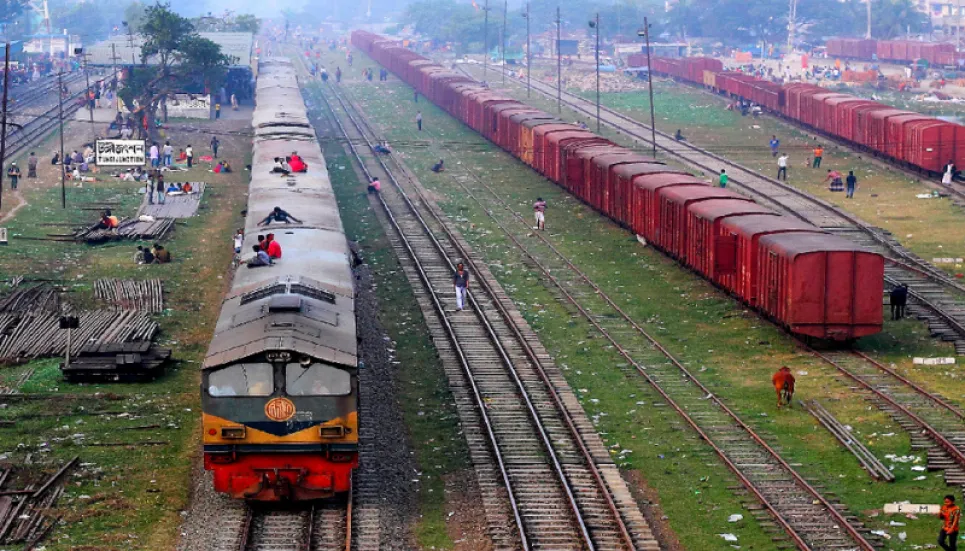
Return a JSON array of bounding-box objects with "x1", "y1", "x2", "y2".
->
[
  {"x1": 491, "y1": 106, "x2": 539, "y2": 150},
  {"x1": 519, "y1": 118, "x2": 561, "y2": 167},
  {"x1": 630, "y1": 175, "x2": 707, "y2": 243},
  {"x1": 589, "y1": 155, "x2": 656, "y2": 222},
  {"x1": 809, "y1": 93, "x2": 844, "y2": 132},
  {"x1": 719, "y1": 215, "x2": 825, "y2": 300},
  {"x1": 853, "y1": 104, "x2": 891, "y2": 148},
  {"x1": 685, "y1": 199, "x2": 776, "y2": 277},
  {"x1": 612, "y1": 163, "x2": 687, "y2": 227},
  {"x1": 886, "y1": 114, "x2": 930, "y2": 160},
  {"x1": 534, "y1": 125, "x2": 589, "y2": 177},
  {"x1": 567, "y1": 147, "x2": 633, "y2": 206},
  {"x1": 751, "y1": 82, "x2": 784, "y2": 112},
  {"x1": 483, "y1": 101, "x2": 524, "y2": 141},
  {"x1": 906, "y1": 120, "x2": 955, "y2": 172},
  {"x1": 835, "y1": 99, "x2": 879, "y2": 141},
  {"x1": 547, "y1": 132, "x2": 610, "y2": 184},
  {"x1": 756, "y1": 233, "x2": 883, "y2": 340},
  {"x1": 782, "y1": 83, "x2": 824, "y2": 121},
  {"x1": 867, "y1": 109, "x2": 912, "y2": 155},
  {"x1": 657, "y1": 186, "x2": 752, "y2": 261}
]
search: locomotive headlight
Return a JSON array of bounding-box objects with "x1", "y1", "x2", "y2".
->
[
  {"x1": 266, "y1": 352, "x2": 292, "y2": 363},
  {"x1": 221, "y1": 427, "x2": 247, "y2": 439},
  {"x1": 299, "y1": 356, "x2": 312, "y2": 367}
]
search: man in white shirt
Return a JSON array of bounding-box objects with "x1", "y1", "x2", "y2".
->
[{"x1": 777, "y1": 154, "x2": 788, "y2": 181}]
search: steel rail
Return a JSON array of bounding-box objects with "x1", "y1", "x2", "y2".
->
[
  {"x1": 237, "y1": 505, "x2": 254, "y2": 551},
  {"x1": 338, "y1": 80, "x2": 638, "y2": 551},
  {"x1": 419, "y1": 136, "x2": 876, "y2": 551},
  {"x1": 326, "y1": 81, "x2": 603, "y2": 550},
  {"x1": 343, "y1": 476, "x2": 353, "y2": 551},
  {"x1": 852, "y1": 349, "x2": 965, "y2": 420},
  {"x1": 313, "y1": 81, "x2": 532, "y2": 551},
  {"x1": 809, "y1": 348, "x2": 965, "y2": 468}
]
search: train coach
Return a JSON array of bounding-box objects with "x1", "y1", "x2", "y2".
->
[
  {"x1": 351, "y1": 30, "x2": 884, "y2": 340},
  {"x1": 201, "y1": 58, "x2": 358, "y2": 501},
  {"x1": 644, "y1": 55, "x2": 965, "y2": 174}
]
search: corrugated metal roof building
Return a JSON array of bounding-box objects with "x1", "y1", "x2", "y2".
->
[{"x1": 86, "y1": 32, "x2": 253, "y2": 68}]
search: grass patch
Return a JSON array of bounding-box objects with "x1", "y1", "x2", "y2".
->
[{"x1": 330, "y1": 47, "x2": 963, "y2": 549}]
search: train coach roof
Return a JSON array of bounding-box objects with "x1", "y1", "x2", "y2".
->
[
  {"x1": 611, "y1": 162, "x2": 678, "y2": 179},
  {"x1": 719, "y1": 213, "x2": 825, "y2": 236},
  {"x1": 688, "y1": 199, "x2": 776, "y2": 220},
  {"x1": 758, "y1": 232, "x2": 871, "y2": 256},
  {"x1": 660, "y1": 185, "x2": 752, "y2": 203},
  {"x1": 204, "y1": 277, "x2": 357, "y2": 370},
  {"x1": 632, "y1": 173, "x2": 707, "y2": 189}
]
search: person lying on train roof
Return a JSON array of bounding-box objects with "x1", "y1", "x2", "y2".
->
[
  {"x1": 246, "y1": 245, "x2": 273, "y2": 268},
  {"x1": 289, "y1": 152, "x2": 308, "y2": 173},
  {"x1": 258, "y1": 206, "x2": 302, "y2": 226}
]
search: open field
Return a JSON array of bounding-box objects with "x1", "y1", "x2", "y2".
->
[
  {"x1": 324, "y1": 45, "x2": 965, "y2": 549},
  {"x1": 0, "y1": 117, "x2": 250, "y2": 550}
]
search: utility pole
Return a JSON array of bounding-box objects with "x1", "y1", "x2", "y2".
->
[
  {"x1": 124, "y1": 21, "x2": 136, "y2": 64},
  {"x1": 525, "y1": 2, "x2": 530, "y2": 97},
  {"x1": 957, "y1": 0, "x2": 961, "y2": 51},
  {"x1": 483, "y1": 0, "x2": 489, "y2": 83},
  {"x1": 58, "y1": 71, "x2": 65, "y2": 208},
  {"x1": 556, "y1": 6, "x2": 562, "y2": 114},
  {"x1": 501, "y1": 0, "x2": 507, "y2": 85},
  {"x1": 640, "y1": 19, "x2": 657, "y2": 158},
  {"x1": 866, "y1": 0, "x2": 872, "y2": 39},
  {"x1": 0, "y1": 43, "x2": 9, "y2": 210},
  {"x1": 787, "y1": 0, "x2": 797, "y2": 51},
  {"x1": 79, "y1": 50, "x2": 93, "y2": 133},
  {"x1": 589, "y1": 14, "x2": 600, "y2": 132}
]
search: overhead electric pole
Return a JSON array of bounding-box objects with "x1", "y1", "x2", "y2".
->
[
  {"x1": 556, "y1": 6, "x2": 561, "y2": 113},
  {"x1": 483, "y1": 0, "x2": 490, "y2": 83},
  {"x1": 0, "y1": 43, "x2": 9, "y2": 210},
  {"x1": 501, "y1": 0, "x2": 507, "y2": 84},
  {"x1": 787, "y1": 0, "x2": 798, "y2": 51},
  {"x1": 640, "y1": 19, "x2": 657, "y2": 158},
  {"x1": 589, "y1": 14, "x2": 600, "y2": 132},
  {"x1": 866, "y1": 0, "x2": 872, "y2": 39},
  {"x1": 525, "y1": 2, "x2": 531, "y2": 97},
  {"x1": 58, "y1": 71, "x2": 66, "y2": 208}
]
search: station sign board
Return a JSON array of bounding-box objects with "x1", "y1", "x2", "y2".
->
[{"x1": 96, "y1": 139, "x2": 146, "y2": 166}]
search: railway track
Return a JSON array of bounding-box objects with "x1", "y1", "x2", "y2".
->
[
  {"x1": 210, "y1": 495, "x2": 351, "y2": 551},
  {"x1": 468, "y1": 63, "x2": 965, "y2": 354},
  {"x1": 316, "y1": 70, "x2": 660, "y2": 550}
]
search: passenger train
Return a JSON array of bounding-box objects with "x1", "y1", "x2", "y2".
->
[
  {"x1": 201, "y1": 58, "x2": 358, "y2": 501},
  {"x1": 351, "y1": 30, "x2": 885, "y2": 341}
]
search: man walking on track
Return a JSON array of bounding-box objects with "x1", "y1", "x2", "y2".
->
[
  {"x1": 416, "y1": 111, "x2": 423, "y2": 131},
  {"x1": 939, "y1": 494, "x2": 960, "y2": 551},
  {"x1": 812, "y1": 145, "x2": 823, "y2": 168},
  {"x1": 533, "y1": 197, "x2": 546, "y2": 230},
  {"x1": 769, "y1": 135, "x2": 780, "y2": 157},
  {"x1": 718, "y1": 169, "x2": 727, "y2": 188},
  {"x1": 777, "y1": 154, "x2": 788, "y2": 181},
  {"x1": 453, "y1": 263, "x2": 469, "y2": 311}
]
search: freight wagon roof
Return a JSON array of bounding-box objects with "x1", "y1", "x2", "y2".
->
[
  {"x1": 758, "y1": 232, "x2": 870, "y2": 256},
  {"x1": 573, "y1": 145, "x2": 633, "y2": 159},
  {"x1": 520, "y1": 116, "x2": 565, "y2": 128},
  {"x1": 719, "y1": 213, "x2": 825, "y2": 237},
  {"x1": 660, "y1": 185, "x2": 752, "y2": 204},
  {"x1": 545, "y1": 130, "x2": 603, "y2": 144},
  {"x1": 532, "y1": 122, "x2": 580, "y2": 134},
  {"x1": 868, "y1": 108, "x2": 914, "y2": 121},
  {"x1": 689, "y1": 199, "x2": 776, "y2": 220},
  {"x1": 592, "y1": 154, "x2": 654, "y2": 170},
  {"x1": 612, "y1": 162, "x2": 681, "y2": 179},
  {"x1": 824, "y1": 96, "x2": 869, "y2": 107},
  {"x1": 632, "y1": 174, "x2": 706, "y2": 189}
]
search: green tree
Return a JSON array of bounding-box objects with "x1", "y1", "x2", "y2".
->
[
  {"x1": 117, "y1": 2, "x2": 233, "y2": 139},
  {"x1": 234, "y1": 14, "x2": 259, "y2": 34},
  {"x1": 872, "y1": 0, "x2": 928, "y2": 38},
  {"x1": 124, "y1": 1, "x2": 149, "y2": 31},
  {"x1": 0, "y1": 0, "x2": 26, "y2": 27}
]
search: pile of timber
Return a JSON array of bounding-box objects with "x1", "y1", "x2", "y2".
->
[
  {"x1": 94, "y1": 279, "x2": 164, "y2": 312},
  {"x1": 0, "y1": 284, "x2": 59, "y2": 313},
  {"x1": 76, "y1": 217, "x2": 175, "y2": 244},
  {"x1": 0, "y1": 309, "x2": 158, "y2": 362},
  {"x1": 138, "y1": 183, "x2": 206, "y2": 218},
  {"x1": 802, "y1": 399, "x2": 895, "y2": 481},
  {"x1": 0, "y1": 457, "x2": 77, "y2": 549},
  {"x1": 61, "y1": 341, "x2": 171, "y2": 382}
]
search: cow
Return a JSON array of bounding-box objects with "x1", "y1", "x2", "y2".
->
[{"x1": 772, "y1": 366, "x2": 796, "y2": 409}]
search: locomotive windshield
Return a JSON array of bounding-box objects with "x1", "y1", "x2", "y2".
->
[
  {"x1": 285, "y1": 363, "x2": 351, "y2": 396},
  {"x1": 208, "y1": 363, "x2": 274, "y2": 396}
]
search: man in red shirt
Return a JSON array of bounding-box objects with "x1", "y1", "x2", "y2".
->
[{"x1": 266, "y1": 233, "x2": 282, "y2": 259}]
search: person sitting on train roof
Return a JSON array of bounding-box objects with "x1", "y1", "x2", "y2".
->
[
  {"x1": 153, "y1": 244, "x2": 172, "y2": 264},
  {"x1": 246, "y1": 245, "x2": 273, "y2": 268},
  {"x1": 258, "y1": 206, "x2": 302, "y2": 226},
  {"x1": 265, "y1": 233, "x2": 282, "y2": 259},
  {"x1": 289, "y1": 152, "x2": 308, "y2": 173},
  {"x1": 271, "y1": 157, "x2": 291, "y2": 175},
  {"x1": 257, "y1": 234, "x2": 267, "y2": 250},
  {"x1": 431, "y1": 159, "x2": 445, "y2": 173}
]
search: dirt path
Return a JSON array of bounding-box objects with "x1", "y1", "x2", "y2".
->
[{"x1": 0, "y1": 189, "x2": 27, "y2": 224}]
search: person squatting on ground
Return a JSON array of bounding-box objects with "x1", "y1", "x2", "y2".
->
[
  {"x1": 533, "y1": 197, "x2": 546, "y2": 230},
  {"x1": 453, "y1": 263, "x2": 469, "y2": 311},
  {"x1": 939, "y1": 495, "x2": 960, "y2": 551},
  {"x1": 825, "y1": 169, "x2": 844, "y2": 192},
  {"x1": 431, "y1": 159, "x2": 445, "y2": 173},
  {"x1": 772, "y1": 366, "x2": 795, "y2": 409},
  {"x1": 367, "y1": 177, "x2": 381, "y2": 194}
]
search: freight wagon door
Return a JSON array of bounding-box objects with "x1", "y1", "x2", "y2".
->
[
  {"x1": 714, "y1": 234, "x2": 737, "y2": 276},
  {"x1": 823, "y1": 251, "x2": 857, "y2": 333}
]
